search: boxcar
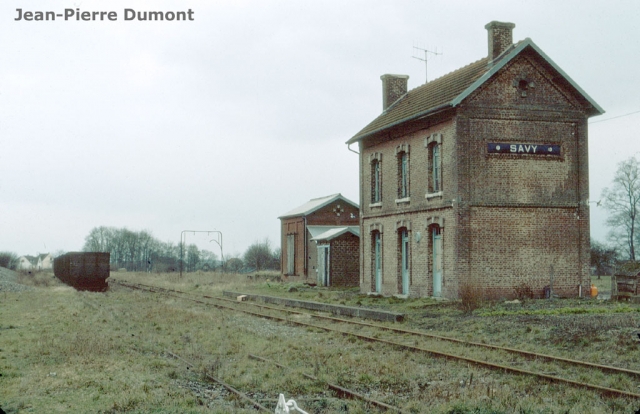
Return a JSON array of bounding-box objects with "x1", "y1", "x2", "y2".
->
[{"x1": 53, "y1": 252, "x2": 110, "y2": 291}]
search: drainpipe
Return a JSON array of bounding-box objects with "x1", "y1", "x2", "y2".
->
[{"x1": 303, "y1": 216, "x2": 308, "y2": 277}]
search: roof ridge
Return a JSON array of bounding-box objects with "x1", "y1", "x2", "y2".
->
[
  {"x1": 308, "y1": 193, "x2": 340, "y2": 201},
  {"x1": 408, "y1": 55, "x2": 489, "y2": 93}
]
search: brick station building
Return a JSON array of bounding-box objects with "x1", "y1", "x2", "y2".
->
[
  {"x1": 347, "y1": 22, "x2": 603, "y2": 299},
  {"x1": 279, "y1": 194, "x2": 359, "y2": 286}
]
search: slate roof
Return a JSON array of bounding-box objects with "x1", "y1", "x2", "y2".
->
[
  {"x1": 347, "y1": 39, "x2": 603, "y2": 144},
  {"x1": 278, "y1": 194, "x2": 359, "y2": 219}
]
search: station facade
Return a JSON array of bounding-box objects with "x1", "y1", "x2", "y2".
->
[{"x1": 348, "y1": 22, "x2": 604, "y2": 299}]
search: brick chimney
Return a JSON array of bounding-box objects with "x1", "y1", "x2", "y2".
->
[
  {"x1": 485, "y1": 21, "x2": 515, "y2": 60},
  {"x1": 381, "y1": 74, "x2": 409, "y2": 111}
]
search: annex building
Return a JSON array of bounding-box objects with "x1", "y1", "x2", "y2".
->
[
  {"x1": 347, "y1": 22, "x2": 603, "y2": 299},
  {"x1": 279, "y1": 194, "x2": 359, "y2": 287}
]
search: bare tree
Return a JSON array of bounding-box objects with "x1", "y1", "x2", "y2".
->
[
  {"x1": 590, "y1": 239, "x2": 618, "y2": 278},
  {"x1": 0, "y1": 251, "x2": 18, "y2": 270},
  {"x1": 186, "y1": 244, "x2": 200, "y2": 272},
  {"x1": 225, "y1": 256, "x2": 243, "y2": 272},
  {"x1": 244, "y1": 238, "x2": 275, "y2": 271},
  {"x1": 601, "y1": 157, "x2": 640, "y2": 260},
  {"x1": 83, "y1": 226, "x2": 113, "y2": 252}
]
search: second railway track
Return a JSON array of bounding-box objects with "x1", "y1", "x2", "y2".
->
[{"x1": 110, "y1": 279, "x2": 640, "y2": 401}]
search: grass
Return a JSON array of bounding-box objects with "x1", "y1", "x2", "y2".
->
[{"x1": 1, "y1": 271, "x2": 639, "y2": 413}]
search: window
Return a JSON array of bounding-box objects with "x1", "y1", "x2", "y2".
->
[
  {"x1": 398, "y1": 151, "x2": 409, "y2": 198},
  {"x1": 371, "y1": 159, "x2": 381, "y2": 203},
  {"x1": 425, "y1": 134, "x2": 443, "y2": 195},
  {"x1": 369, "y1": 153, "x2": 382, "y2": 205},
  {"x1": 395, "y1": 144, "x2": 410, "y2": 202},
  {"x1": 431, "y1": 143, "x2": 441, "y2": 192}
]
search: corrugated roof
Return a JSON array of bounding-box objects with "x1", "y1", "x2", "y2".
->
[
  {"x1": 311, "y1": 226, "x2": 360, "y2": 242},
  {"x1": 278, "y1": 194, "x2": 358, "y2": 219},
  {"x1": 348, "y1": 38, "x2": 603, "y2": 144}
]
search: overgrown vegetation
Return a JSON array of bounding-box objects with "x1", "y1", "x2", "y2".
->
[
  {"x1": 1, "y1": 271, "x2": 639, "y2": 413},
  {"x1": 458, "y1": 282, "x2": 485, "y2": 314},
  {"x1": 16, "y1": 270, "x2": 58, "y2": 287}
]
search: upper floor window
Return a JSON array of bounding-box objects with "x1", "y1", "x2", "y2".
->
[
  {"x1": 431, "y1": 143, "x2": 441, "y2": 192},
  {"x1": 395, "y1": 143, "x2": 410, "y2": 200},
  {"x1": 369, "y1": 153, "x2": 382, "y2": 205},
  {"x1": 399, "y1": 152, "x2": 408, "y2": 198},
  {"x1": 372, "y1": 159, "x2": 381, "y2": 203},
  {"x1": 425, "y1": 134, "x2": 443, "y2": 195}
]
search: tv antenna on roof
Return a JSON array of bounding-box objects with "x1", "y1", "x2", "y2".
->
[{"x1": 412, "y1": 45, "x2": 442, "y2": 84}]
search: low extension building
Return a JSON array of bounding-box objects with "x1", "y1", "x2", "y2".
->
[
  {"x1": 279, "y1": 194, "x2": 359, "y2": 286},
  {"x1": 347, "y1": 22, "x2": 603, "y2": 299}
]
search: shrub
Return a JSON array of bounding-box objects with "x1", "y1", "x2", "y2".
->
[
  {"x1": 17, "y1": 271, "x2": 57, "y2": 287},
  {"x1": 459, "y1": 282, "x2": 484, "y2": 314},
  {"x1": 513, "y1": 282, "x2": 535, "y2": 300}
]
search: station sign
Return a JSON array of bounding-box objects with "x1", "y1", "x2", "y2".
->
[{"x1": 488, "y1": 143, "x2": 560, "y2": 155}]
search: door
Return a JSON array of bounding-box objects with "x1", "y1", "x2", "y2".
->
[
  {"x1": 317, "y1": 245, "x2": 330, "y2": 286},
  {"x1": 374, "y1": 232, "x2": 382, "y2": 293},
  {"x1": 401, "y1": 230, "x2": 409, "y2": 295},
  {"x1": 287, "y1": 234, "x2": 295, "y2": 275},
  {"x1": 432, "y1": 226, "x2": 442, "y2": 297}
]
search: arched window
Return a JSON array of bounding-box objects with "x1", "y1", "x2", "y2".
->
[
  {"x1": 398, "y1": 151, "x2": 409, "y2": 199},
  {"x1": 425, "y1": 134, "x2": 443, "y2": 195},
  {"x1": 432, "y1": 143, "x2": 441, "y2": 192},
  {"x1": 369, "y1": 153, "x2": 382, "y2": 205},
  {"x1": 371, "y1": 159, "x2": 381, "y2": 203}
]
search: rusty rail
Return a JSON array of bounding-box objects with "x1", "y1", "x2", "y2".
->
[
  {"x1": 165, "y1": 350, "x2": 271, "y2": 412},
  {"x1": 249, "y1": 354, "x2": 408, "y2": 413},
  {"x1": 112, "y1": 280, "x2": 640, "y2": 400}
]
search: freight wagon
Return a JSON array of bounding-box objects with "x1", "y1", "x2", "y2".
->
[{"x1": 53, "y1": 252, "x2": 110, "y2": 291}]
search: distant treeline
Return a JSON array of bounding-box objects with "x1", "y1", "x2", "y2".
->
[
  {"x1": 82, "y1": 226, "x2": 280, "y2": 273},
  {"x1": 83, "y1": 226, "x2": 218, "y2": 272}
]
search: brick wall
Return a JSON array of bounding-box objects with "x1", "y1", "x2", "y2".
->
[
  {"x1": 468, "y1": 207, "x2": 583, "y2": 298},
  {"x1": 357, "y1": 47, "x2": 592, "y2": 299},
  {"x1": 281, "y1": 200, "x2": 359, "y2": 280},
  {"x1": 360, "y1": 209, "x2": 456, "y2": 297},
  {"x1": 328, "y1": 233, "x2": 360, "y2": 287},
  {"x1": 280, "y1": 217, "x2": 305, "y2": 277}
]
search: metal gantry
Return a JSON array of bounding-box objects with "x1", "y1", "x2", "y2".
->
[{"x1": 180, "y1": 230, "x2": 223, "y2": 278}]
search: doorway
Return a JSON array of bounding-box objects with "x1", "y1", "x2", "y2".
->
[
  {"x1": 317, "y1": 245, "x2": 330, "y2": 286},
  {"x1": 374, "y1": 232, "x2": 382, "y2": 293},
  {"x1": 432, "y1": 226, "x2": 442, "y2": 297},
  {"x1": 401, "y1": 229, "x2": 409, "y2": 295}
]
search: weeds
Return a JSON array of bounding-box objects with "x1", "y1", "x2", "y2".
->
[
  {"x1": 513, "y1": 283, "x2": 535, "y2": 300},
  {"x1": 458, "y1": 282, "x2": 484, "y2": 314},
  {"x1": 17, "y1": 270, "x2": 58, "y2": 287},
  {"x1": 2, "y1": 271, "x2": 639, "y2": 413}
]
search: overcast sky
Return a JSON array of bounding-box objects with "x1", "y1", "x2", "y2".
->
[{"x1": 1, "y1": 0, "x2": 639, "y2": 258}]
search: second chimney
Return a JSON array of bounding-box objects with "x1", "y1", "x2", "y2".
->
[
  {"x1": 485, "y1": 21, "x2": 515, "y2": 61},
  {"x1": 381, "y1": 74, "x2": 409, "y2": 111}
]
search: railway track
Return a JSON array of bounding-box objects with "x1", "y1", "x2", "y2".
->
[
  {"x1": 165, "y1": 348, "x2": 408, "y2": 413},
  {"x1": 110, "y1": 279, "x2": 640, "y2": 402}
]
